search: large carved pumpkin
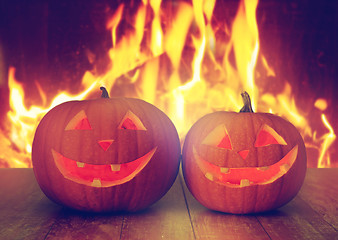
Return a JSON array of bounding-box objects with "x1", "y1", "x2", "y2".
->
[
  {"x1": 182, "y1": 92, "x2": 307, "y2": 214},
  {"x1": 32, "y1": 87, "x2": 181, "y2": 212}
]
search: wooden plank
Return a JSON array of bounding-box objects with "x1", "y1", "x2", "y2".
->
[
  {"x1": 256, "y1": 196, "x2": 337, "y2": 240},
  {"x1": 0, "y1": 168, "x2": 337, "y2": 240},
  {"x1": 255, "y1": 168, "x2": 337, "y2": 240},
  {"x1": 180, "y1": 173, "x2": 270, "y2": 240},
  {"x1": 120, "y1": 176, "x2": 194, "y2": 240},
  {"x1": 0, "y1": 169, "x2": 62, "y2": 240},
  {"x1": 45, "y1": 176, "x2": 194, "y2": 240},
  {"x1": 298, "y1": 168, "x2": 338, "y2": 229},
  {"x1": 45, "y1": 210, "x2": 123, "y2": 240}
]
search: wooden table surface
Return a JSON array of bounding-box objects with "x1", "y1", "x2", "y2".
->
[{"x1": 0, "y1": 168, "x2": 337, "y2": 240}]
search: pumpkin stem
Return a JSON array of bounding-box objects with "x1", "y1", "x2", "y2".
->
[
  {"x1": 240, "y1": 91, "x2": 254, "y2": 113},
  {"x1": 100, "y1": 87, "x2": 110, "y2": 98}
]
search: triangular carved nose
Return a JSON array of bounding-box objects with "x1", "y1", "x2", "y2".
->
[
  {"x1": 98, "y1": 140, "x2": 114, "y2": 151},
  {"x1": 238, "y1": 150, "x2": 249, "y2": 160}
]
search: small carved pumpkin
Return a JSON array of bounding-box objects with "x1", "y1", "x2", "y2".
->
[
  {"x1": 32, "y1": 87, "x2": 181, "y2": 212},
  {"x1": 182, "y1": 92, "x2": 307, "y2": 214}
]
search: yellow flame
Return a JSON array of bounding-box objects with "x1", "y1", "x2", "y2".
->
[
  {"x1": 7, "y1": 68, "x2": 44, "y2": 155},
  {"x1": 168, "y1": 0, "x2": 213, "y2": 135},
  {"x1": 261, "y1": 55, "x2": 276, "y2": 77},
  {"x1": 149, "y1": 0, "x2": 163, "y2": 56},
  {"x1": 164, "y1": 3, "x2": 194, "y2": 69},
  {"x1": 223, "y1": 0, "x2": 259, "y2": 110},
  {"x1": 104, "y1": 4, "x2": 147, "y2": 91},
  {"x1": 107, "y1": 4, "x2": 124, "y2": 48},
  {"x1": 317, "y1": 114, "x2": 336, "y2": 168},
  {"x1": 5, "y1": 67, "x2": 98, "y2": 167},
  {"x1": 314, "y1": 99, "x2": 328, "y2": 111}
]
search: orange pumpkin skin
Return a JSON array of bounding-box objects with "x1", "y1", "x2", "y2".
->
[
  {"x1": 32, "y1": 96, "x2": 180, "y2": 212},
  {"x1": 182, "y1": 111, "x2": 307, "y2": 214}
]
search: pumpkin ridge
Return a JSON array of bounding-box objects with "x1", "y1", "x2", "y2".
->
[
  {"x1": 37, "y1": 106, "x2": 58, "y2": 196},
  {"x1": 32, "y1": 89, "x2": 181, "y2": 212},
  {"x1": 248, "y1": 113, "x2": 259, "y2": 168},
  {"x1": 182, "y1": 92, "x2": 307, "y2": 214},
  {"x1": 269, "y1": 116, "x2": 284, "y2": 164}
]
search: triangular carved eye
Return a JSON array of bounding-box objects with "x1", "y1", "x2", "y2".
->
[
  {"x1": 118, "y1": 111, "x2": 147, "y2": 131},
  {"x1": 65, "y1": 110, "x2": 92, "y2": 130},
  {"x1": 202, "y1": 124, "x2": 232, "y2": 150},
  {"x1": 254, "y1": 124, "x2": 287, "y2": 147}
]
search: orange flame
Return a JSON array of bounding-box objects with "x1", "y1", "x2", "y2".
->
[
  {"x1": 1, "y1": 0, "x2": 336, "y2": 168},
  {"x1": 317, "y1": 114, "x2": 336, "y2": 168}
]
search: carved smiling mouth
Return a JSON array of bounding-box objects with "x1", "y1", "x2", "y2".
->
[
  {"x1": 51, "y1": 147, "x2": 157, "y2": 187},
  {"x1": 193, "y1": 145, "x2": 298, "y2": 188}
]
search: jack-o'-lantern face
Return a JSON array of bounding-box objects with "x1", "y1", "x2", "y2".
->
[
  {"x1": 32, "y1": 91, "x2": 180, "y2": 212},
  {"x1": 182, "y1": 93, "x2": 307, "y2": 214},
  {"x1": 182, "y1": 110, "x2": 307, "y2": 214},
  {"x1": 51, "y1": 109, "x2": 157, "y2": 188},
  {"x1": 193, "y1": 123, "x2": 298, "y2": 187}
]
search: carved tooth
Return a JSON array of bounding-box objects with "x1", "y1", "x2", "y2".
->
[
  {"x1": 280, "y1": 164, "x2": 290, "y2": 173},
  {"x1": 220, "y1": 167, "x2": 229, "y2": 173},
  {"x1": 111, "y1": 164, "x2": 121, "y2": 171},
  {"x1": 240, "y1": 179, "x2": 250, "y2": 187},
  {"x1": 257, "y1": 166, "x2": 269, "y2": 171},
  {"x1": 205, "y1": 172, "x2": 214, "y2": 181},
  {"x1": 76, "y1": 162, "x2": 85, "y2": 168},
  {"x1": 91, "y1": 179, "x2": 102, "y2": 187}
]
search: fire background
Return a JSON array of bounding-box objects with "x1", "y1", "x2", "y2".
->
[{"x1": 0, "y1": 0, "x2": 337, "y2": 167}]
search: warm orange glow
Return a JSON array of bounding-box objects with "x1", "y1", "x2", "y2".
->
[
  {"x1": 107, "y1": 4, "x2": 124, "y2": 48},
  {"x1": 202, "y1": 124, "x2": 232, "y2": 150},
  {"x1": 65, "y1": 110, "x2": 92, "y2": 131},
  {"x1": 1, "y1": 0, "x2": 336, "y2": 168},
  {"x1": 317, "y1": 114, "x2": 336, "y2": 168},
  {"x1": 314, "y1": 99, "x2": 328, "y2": 111},
  {"x1": 52, "y1": 147, "x2": 157, "y2": 187},
  {"x1": 193, "y1": 145, "x2": 299, "y2": 186},
  {"x1": 222, "y1": 0, "x2": 259, "y2": 111},
  {"x1": 3, "y1": 67, "x2": 97, "y2": 167},
  {"x1": 254, "y1": 124, "x2": 287, "y2": 147}
]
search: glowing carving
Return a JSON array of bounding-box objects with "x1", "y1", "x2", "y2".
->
[
  {"x1": 59, "y1": 109, "x2": 154, "y2": 187},
  {"x1": 194, "y1": 145, "x2": 298, "y2": 187},
  {"x1": 118, "y1": 111, "x2": 147, "y2": 131},
  {"x1": 65, "y1": 110, "x2": 92, "y2": 130},
  {"x1": 52, "y1": 147, "x2": 157, "y2": 187},
  {"x1": 202, "y1": 124, "x2": 232, "y2": 149},
  {"x1": 238, "y1": 150, "x2": 249, "y2": 160},
  {"x1": 194, "y1": 124, "x2": 297, "y2": 187},
  {"x1": 254, "y1": 124, "x2": 287, "y2": 147},
  {"x1": 98, "y1": 140, "x2": 114, "y2": 151}
]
